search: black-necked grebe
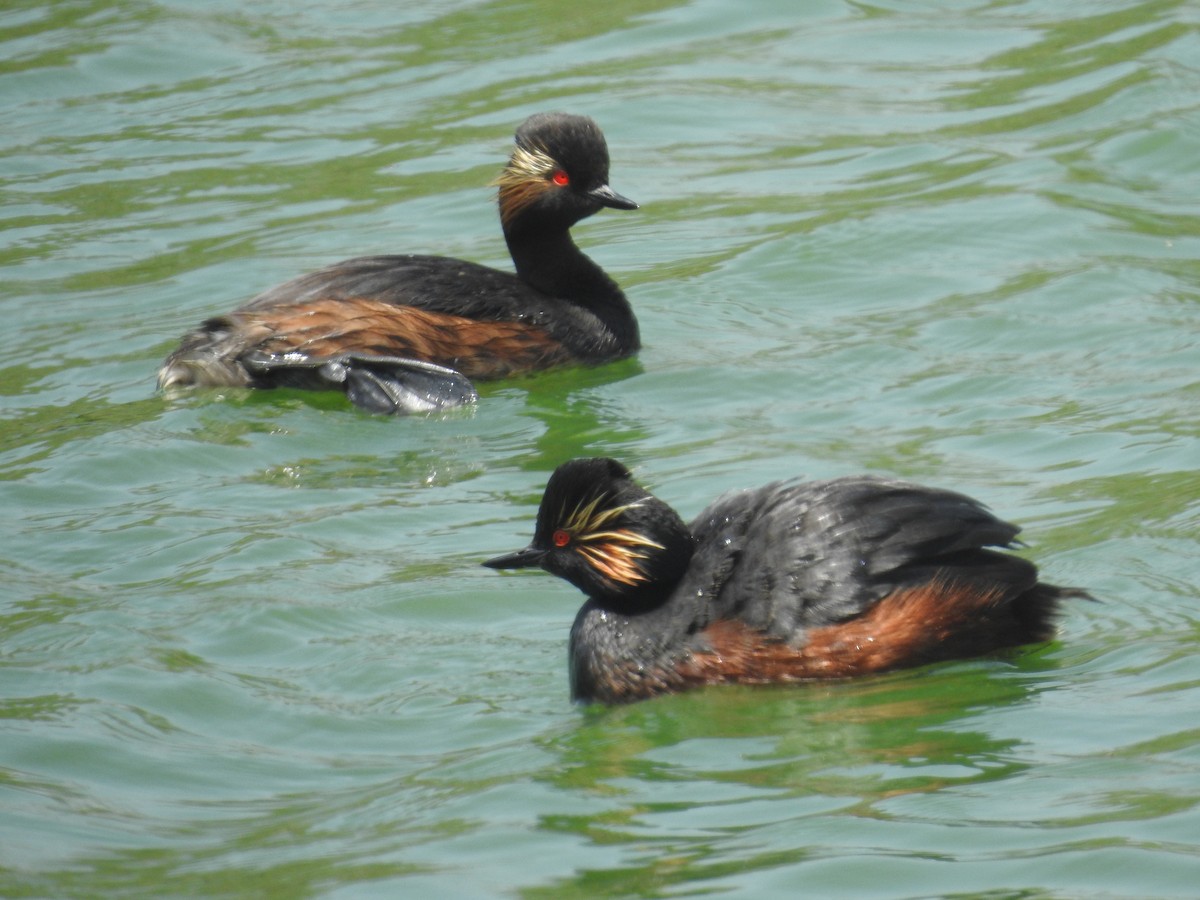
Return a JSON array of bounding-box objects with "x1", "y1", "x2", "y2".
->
[
  {"x1": 158, "y1": 113, "x2": 639, "y2": 414},
  {"x1": 485, "y1": 458, "x2": 1090, "y2": 704}
]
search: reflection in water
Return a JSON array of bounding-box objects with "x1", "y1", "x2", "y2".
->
[{"x1": 530, "y1": 664, "x2": 1056, "y2": 895}]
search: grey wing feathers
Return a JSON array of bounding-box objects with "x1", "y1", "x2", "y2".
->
[
  {"x1": 689, "y1": 476, "x2": 1026, "y2": 636},
  {"x1": 824, "y1": 478, "x2": 1020, "y2": 572},
  {"x1": 239, "y1": 255, "x2": 539, "y2": 320}
]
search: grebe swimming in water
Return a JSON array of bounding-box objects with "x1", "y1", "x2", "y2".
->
[
  {"x1": 485, "y1": 458, "x2": 1090, "y2": 704},
  {"x1": 158, "y1": 113, "x2": 639, "y2": 414}
]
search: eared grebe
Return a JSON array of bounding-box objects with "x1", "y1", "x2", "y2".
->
[
  {"x1": 484, "y1": 458, "x2": 1090, "y2": 704},
  {"x1": 157, "y1": 113, "x2": 639, "y2": 414}
]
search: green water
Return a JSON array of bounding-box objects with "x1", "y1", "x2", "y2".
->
[{"x1": 3, "y1": 0, "x2": 1198, "y2": 896}]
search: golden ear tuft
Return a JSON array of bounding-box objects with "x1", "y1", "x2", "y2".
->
[
  {"x1": 576, "y1": 529, "x2": 664, "y2": 587},
  {"x1": 492, "y1": 143, "x2": 558, "y2": 227},
  {"x1": 559, "y1": 494, "x2": 665, "y2": 588}
]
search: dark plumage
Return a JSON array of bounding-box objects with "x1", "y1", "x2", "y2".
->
[
  {"x1": 158, "y1": 113, "x2": 639, "y2": 414},
  {"x1": 484, "y1": 458, "x2": 1091, "y2": 704}
]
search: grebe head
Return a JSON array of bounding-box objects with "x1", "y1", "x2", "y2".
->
[
  {"x1": 484, "y1": 457, "x2": 693, "y2": 608},
  {"x1": 493, "y1": 113, "x2": 637, "y2": 234}
]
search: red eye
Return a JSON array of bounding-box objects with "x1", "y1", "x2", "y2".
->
[
  {"x1": 552, "y1": 529, "x2": 571, "y2": 547},
  {"x1": 551, "y1": 169, "x2": 570, "y2": 186}
]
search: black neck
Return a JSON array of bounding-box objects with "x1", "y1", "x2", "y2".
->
[{"x1": 504, "y1": 224, "x2": 639, "y2": 352}]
